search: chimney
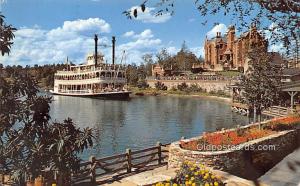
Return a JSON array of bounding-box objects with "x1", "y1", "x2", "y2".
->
[
  {"x1": 94, "y1": 34, "x2": 98, "y2": 66},
  {"x1": 112, "y1": 36, "x2": 116, "y2": 66}
]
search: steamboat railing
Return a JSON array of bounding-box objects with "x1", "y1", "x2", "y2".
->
[
  {"x1": 55, "y1": 77, "x2": 126, "y2": 81},
  {"x1": 56, "y1": 66, "x2": 127, "y2": 75},
  {"x1": 72, "y1": 142, "x2": 170, "y2": 184}
]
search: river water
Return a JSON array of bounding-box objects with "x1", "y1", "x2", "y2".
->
[{"x1": 49, "y1": 95, "x2": 248, "y2": 160}]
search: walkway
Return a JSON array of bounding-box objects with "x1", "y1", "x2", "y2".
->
[
  {"x1": 259, "y1": 147, "x2": 300, "y2": 186},
  {"x1": 103, "y1": 148, "x2": 300, "y2": 186},
  {"x1": 103, "y1": 166, "x2": 266, "y2": 186},
  {"x1": 103, "y1": 166, "x2": 177, "y2": 186}
]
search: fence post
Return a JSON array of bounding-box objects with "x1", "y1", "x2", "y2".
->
[
  {"x1": 157, "y1": 141, "x2": 162, "y2": 165},
  {"x1": 126, "y1": 149, "x2": 132, "y2": 173},
  {"x1": 89, "y1": 156, "x2": 96, "y2": 183},
  {"x1": 1, "y1": 174, "x2": 3, "y2": 185}
]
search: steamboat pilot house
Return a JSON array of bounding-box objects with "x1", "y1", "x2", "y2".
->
[{"x1": 52, "y1": 35, "x2": 131, "y2": 99}]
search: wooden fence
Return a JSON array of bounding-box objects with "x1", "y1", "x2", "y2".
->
[
  {"x1": 72, "y1": 142, "x2": 170, "y2": 184},
  {"x1": 262, "y1": 106, "x2": 296, "y2": 117}
]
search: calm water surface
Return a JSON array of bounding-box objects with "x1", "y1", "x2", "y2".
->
[{"x1": 49, "y1": 96, "x2": 248, "y2": 160}]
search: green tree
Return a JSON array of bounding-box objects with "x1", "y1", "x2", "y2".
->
[
  {"x1": 0, "y1": 74, "x2": 94, "y2": 184},
  {"x1": 126, "y1": 64, "x2": 139, "y2": 86},
  {"x1": 237, "y1": 47, "x2": 281, "y2": 122},
  {"x1": 142, "y1": 53, "x2": 154, "y2": 76},
  {"x1": 0, "y1": 14, "x2": 93, "y2": 185},
  {"x1": 156, "y1": 48, "x2": 173, "y2": 68},
  {"x1": 0, "y1": 14, "x2": 16, "y2": 56},
  {"x1": 173, "y1": 43, "x2": 200, "y2": 71}
]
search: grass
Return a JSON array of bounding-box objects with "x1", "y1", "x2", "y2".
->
[
  {"x1": 217, "y1": 71, "x2": 241, "y2": 77},
  {"x1": 129, "y1": 87, "x2": 231, "y2": 98}
]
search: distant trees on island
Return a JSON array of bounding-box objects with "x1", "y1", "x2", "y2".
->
[
  {"x1": 0, "y1": 63, "x2": 68, "y2": 89},
  {"x1": 126, "y1": 42, "x2": 204, "y2": 86}
]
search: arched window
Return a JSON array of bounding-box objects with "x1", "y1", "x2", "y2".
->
[{"x1": 118, "y1": 72, "x2": 122, "y2": 77}]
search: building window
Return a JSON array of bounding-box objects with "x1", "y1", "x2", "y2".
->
[
  {"x1": 220, "y1": 44, "x2": 223, "y2": 49},
  {"x1": 220, "y1": 55, "x2": 223, "y2": 60},
  {"x1": 227, "y1": 55, "x2": 231, "y2": 60}
]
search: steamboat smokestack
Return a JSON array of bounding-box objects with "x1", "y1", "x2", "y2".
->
[
  {"x1": 112, "y1": 36, "x2": 116, "y2": 66},
  {"x1": 94, "y1": 34, "x2": 98, "y2": 66}
]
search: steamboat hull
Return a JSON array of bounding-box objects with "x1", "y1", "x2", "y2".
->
[{"x1": 50, "y1": 91, "x2": 131, "y2": 100}]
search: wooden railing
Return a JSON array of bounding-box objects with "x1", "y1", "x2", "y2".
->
[
  {"x1": 72, "y1": 142, "x2": 170, "y2": 184},
  {"x1": 262, "y1": 106, "x2": 296, "y2": 117}
]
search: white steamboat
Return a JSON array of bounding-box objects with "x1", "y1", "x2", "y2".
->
[{"x1": 51, "y1": 35, "x2": 131, "y2": 99}]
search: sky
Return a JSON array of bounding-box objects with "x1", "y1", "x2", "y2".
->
[{"x1": 0, "y1": 0, "x2": 280, "y2": 66}]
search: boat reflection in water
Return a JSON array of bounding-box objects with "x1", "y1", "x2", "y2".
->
[{"x1": 50, "y1": 96, "x2": 249, "y2": 160}]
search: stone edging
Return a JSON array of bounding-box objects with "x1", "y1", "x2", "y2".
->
[{"x1": 168, "y1": 120, "x2": 299, "y2": 179}]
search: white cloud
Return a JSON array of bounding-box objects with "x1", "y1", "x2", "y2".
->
[
  {"x1": 166, "y1": 46, "x2": 204, "y2": 58},
  {"x1": 188, "y1": 18, "x2": 196, "y2": 23},
  {"x1": 190, "y1": 46, "x2": 204, "y2": 58},
  {"x1": 0, "y1": 18, "x2": 111, "y2": 66},
  {"x1": 123, "y1": 31, "x2": 135, "y2": 37},
  {"x1": 49, "y1": 18, "x2": 111, "y2": 37},
  {"x1": 122, "y1": 29, "x2": 154, "y2": 40},
  {"x1": 206, "y1": 24, "x2": 228, "y2": 39},
  {"x1": 120, "y1": 38, "x2": 161, "y2": 50},
  {"x1": 166, "y1": 46, "x2": 178, "y2": 55},
  {"x1": 129, "y1": 6, "x2": 172, "y2": 23},
  {"x1": 119, "y1": 29, "x2": 161, "y2": 51},
  {"x1": 133, "y1": 29, "x2": 154, "y2": 39},
  {"x1": 269, "y1": 43, "x2": 284, "y2": 53},
  {"x1": 64, "y1": 18, "x2": 110, "y2": 33},
  {"x1": 0, "y1": 24, "x2": 164, "y2": 66},
  {"x1": 117, "y1": 29, "x2": 163, "y2": 64},
  {"x1": 264, "y1": 23, "x2": 285, "y2": 53}
]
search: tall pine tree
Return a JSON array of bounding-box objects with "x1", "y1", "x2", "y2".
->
[{"x1": 237, "y1": 47, "x2": 282, "y2": 121}]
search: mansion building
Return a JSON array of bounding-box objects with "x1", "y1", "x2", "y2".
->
[{"x1": 204, "y1": 24, "x2": 268, "y2": 71}]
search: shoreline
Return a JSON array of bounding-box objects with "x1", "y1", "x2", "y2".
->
[
  {"x1": 130, "y1": 88, "x2": 232, "y2": 103},
  {"x1": 43, "y1": 87, "x2": 232, "y2": 103}
]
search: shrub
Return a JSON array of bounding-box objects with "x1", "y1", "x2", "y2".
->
[
  {"x1": 210, "y1": 90, "x2": 227, "y2": 97},
  {"x1": 154, "y1": 161, "x2": 224, "y2": 186},
  {"x1": 137, "y1": 79, "x2": 149, "y2": 89},
  {"x1": 155, "y1": 81, "x2": 167, "y2": 90},
  {"x1": 170, "y1": 86, "x2": 177, "y2": 91},
  {"x1": 188, "y1": 83, "x2": 204, "y2": 92},
  {"x1": 177, "y1": 82, "x2": 189, "y2": 91}
]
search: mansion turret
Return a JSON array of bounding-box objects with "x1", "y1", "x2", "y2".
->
[{"x1": 204, "y1": 24, "x2": 268, "y2": 71}]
